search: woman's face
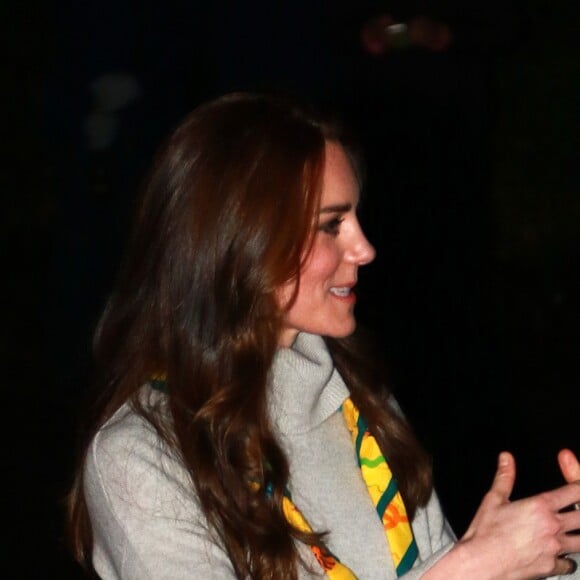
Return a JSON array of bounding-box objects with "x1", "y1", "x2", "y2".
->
[{"x1": 277, "y1": 141, "x2": 376, "y2": 347}]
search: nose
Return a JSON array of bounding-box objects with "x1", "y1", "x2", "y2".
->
[{"x1": 346, "y1": 223, "x2": 376, "y2": 266}]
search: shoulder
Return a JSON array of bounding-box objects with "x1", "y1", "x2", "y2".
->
[
  {"x1": 83, "y1": 391, "x2": 240, "y2": 577},
  {"x1": 84, "y1": 390, "x2": 196, "y2": 518}
]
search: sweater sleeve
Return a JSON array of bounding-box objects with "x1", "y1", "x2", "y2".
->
[
  {"x1": 400, "y1": 489, "x2": 457, "y2": 578},
  {"x1": 84, "y1": 408, "x2": 237, "y2": 579},
  {"x1": 384, "y1": 396, "x2": 458, "y2": 577}
]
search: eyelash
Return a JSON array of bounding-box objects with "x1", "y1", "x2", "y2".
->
[{"x1": 319, "y1": 216, "x2": 344, "y2": 236}]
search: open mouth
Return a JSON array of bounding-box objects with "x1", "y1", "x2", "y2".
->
[{"x1": 330, "y1": 287, "x2": 352, "y2": 297}]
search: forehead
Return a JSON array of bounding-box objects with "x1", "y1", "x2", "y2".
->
[{"x1": 321, "y1": 141, "x2": 360, "y2": 206}]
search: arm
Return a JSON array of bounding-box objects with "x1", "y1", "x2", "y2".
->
[{"x1": 422, "y1": 451, "x2": 580, "y2": 580}]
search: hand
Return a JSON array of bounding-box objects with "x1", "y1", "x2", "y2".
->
[
  {"x1": 450, "y1": 452, "x2": 580, "y2": 579},
  {"x1": 557, "y1": 447, "x2": 580, "y2": 574}
]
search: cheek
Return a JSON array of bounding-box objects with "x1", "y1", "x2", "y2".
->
[
  {"x1": 276, "y1": 242, "x2": 340, "y2": 311},
  {"x1": 275, "y1": 280, "x2": 298, "y2": 311},
  {"x1": 302, "y1": 244, "x2": 341, "y2": 287}
]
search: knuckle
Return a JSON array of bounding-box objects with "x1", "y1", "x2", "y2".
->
[
  {"x1": 543, "y1": 536, "x2": 562, "y2": 556},
  {"x1": 533, "y1": 493, "x2": 551, "y2": 510}
]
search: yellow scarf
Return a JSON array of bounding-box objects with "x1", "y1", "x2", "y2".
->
[{"x1": 281, "y1": 398, "x2": 418, "y2": 578}]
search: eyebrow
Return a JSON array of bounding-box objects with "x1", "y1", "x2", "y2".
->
[{"x1": 319, "y1": 203, "x2": 352, "y2": 214}]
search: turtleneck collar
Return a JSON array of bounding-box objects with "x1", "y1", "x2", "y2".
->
[{"x1": 268, "y1": 333, "x2": 350, "y2": 435}]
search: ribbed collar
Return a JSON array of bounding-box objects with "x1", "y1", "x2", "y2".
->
[{"x1": 268, "y1": 333, "x2": 350, "y2": 435}]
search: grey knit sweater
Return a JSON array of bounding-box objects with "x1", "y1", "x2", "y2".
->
[{"x1": 84, "y1": 333, "x2": 576, "y2": 578}]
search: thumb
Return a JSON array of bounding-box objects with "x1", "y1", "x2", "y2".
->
[
  {"x1": 489, "y1": 451, "x2": 516, "y2": 502},
  {"x1": 558, "y1": 448, "x2": 580, "y2": 483},
  {"x1": 461, "y1": 451, "x2": 516, "y2": 540}
]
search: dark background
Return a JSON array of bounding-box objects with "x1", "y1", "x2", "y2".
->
[{"x1": 5, "y1": 1, "x2": 579, "y2": 577}]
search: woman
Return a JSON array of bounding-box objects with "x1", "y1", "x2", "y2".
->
[{"x1": 67, "y1": 92, "x2": 580, "y2": 579}]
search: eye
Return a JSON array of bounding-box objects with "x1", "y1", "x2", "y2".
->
[{"x1": 319, "y1": 216, "x2": 344, "y2": 236}]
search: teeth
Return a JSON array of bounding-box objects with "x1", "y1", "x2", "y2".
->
[{"x1": 330, "y1": 287, "x2": 351, "y2": 297}]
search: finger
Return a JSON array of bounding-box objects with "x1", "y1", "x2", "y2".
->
[
  {"x1": 552, "y1": 556, "x2": 578, "y2": 576},
  {"x1": 560, "y1": 505, "x2": 580, "y2": 536},
  {"x1": 558, "y1": 449, "x2": 580, "y2": 483},
  {"x1": 488, "y1": 451, "x2": 516, "y2": 502},
  {"x1": 542, "y1": 482, "x2": 580, "y2": 513},
  {"x1": 462, "y1": 452, "x2": 517, "y2": 540}
]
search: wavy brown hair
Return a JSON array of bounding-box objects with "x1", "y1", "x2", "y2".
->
[{"x1": 66, "y1": 92, "x2": 432, "y2": 579}]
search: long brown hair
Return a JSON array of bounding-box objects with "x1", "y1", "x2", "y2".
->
[{"x1": 66, "y1": 92, "x2": 432, "y2": 579}]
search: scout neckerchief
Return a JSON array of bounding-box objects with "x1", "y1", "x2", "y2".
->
[
  {"x1": 148, "y1": 378, "x2": 417, "y2": 577},
  {"x1": 341, "y1": 398, "x2": 418, "y2": 576},
  {"x1": 279, "y1": 398, "x2": 418, "y2": 578}
]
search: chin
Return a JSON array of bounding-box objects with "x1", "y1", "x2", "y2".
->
[{"x1": 324, "y1": 321, "x2": 357, "y2": 339}]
